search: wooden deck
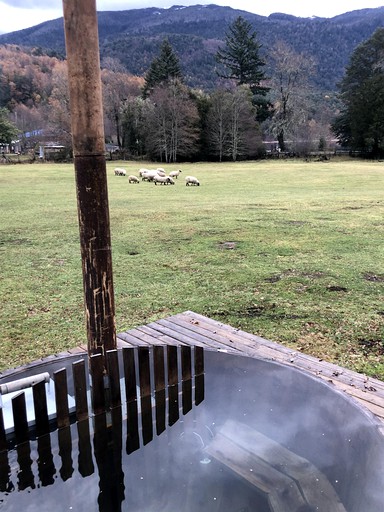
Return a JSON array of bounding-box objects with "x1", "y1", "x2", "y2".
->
[{"x1": 117, "y1": 311, "x2": 384, "y2": 427}]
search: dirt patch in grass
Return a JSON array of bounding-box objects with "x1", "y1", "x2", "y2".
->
[
  {"x1": 265, "y1": 269, "x2": 328, "y2": 283},
  {"x1": 327, "y1": 285, "x2": 348, "y2": 292},
  {"x1": 218, "y1": 241, "x2": 238, "y2": 250},
  {"x1": 358, "y1": 338, "x2": 384, "y2": 356},
  {"x1": 363, "y1": 272, "x2": 384, "y2": 282}
]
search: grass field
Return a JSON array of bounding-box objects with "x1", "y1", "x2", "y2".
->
[{"x1": 1, "y1": 158, "x2": 384, "y2": 378}]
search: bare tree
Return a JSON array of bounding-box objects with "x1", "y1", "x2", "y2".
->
[
  {"x1": 205, "y1": 89, "x2": 232, "y2": 161},
  {"x1": 101, "y1": 69, "x2": 143, "y2": 148},
  {"x1": 267, "y1": 41, "x2": 315, "y2": 152},
  {"x1": 206, "y1": 86, "x2": 260, "y2": 161},
  {"x1": 144, "y1": 80, "x2": 199, "y2": 162}
]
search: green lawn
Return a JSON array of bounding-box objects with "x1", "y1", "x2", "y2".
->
[{"x1": 1, "y1": 158, "x2": 384, "y2": 378}]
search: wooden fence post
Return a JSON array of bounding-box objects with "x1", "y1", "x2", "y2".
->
[{"x1": 62, "y1": 0, "x2": 116, "y2": 366}]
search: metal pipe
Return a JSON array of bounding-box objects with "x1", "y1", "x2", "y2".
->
[
  {"x1": 62, "y1": 0, "x2": 117, "y2": 364},
  {"x1": 0, "y1": 372, "x2": 50, "y2": 395}
]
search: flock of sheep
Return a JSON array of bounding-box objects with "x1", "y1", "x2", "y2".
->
[{"x1": 114, "y1": 167, "x2": 200, "y2": 186}]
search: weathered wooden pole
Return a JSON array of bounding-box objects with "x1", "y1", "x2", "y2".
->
[{"x1": 62, "y1": 0, "x2": 116, "y2": 363}]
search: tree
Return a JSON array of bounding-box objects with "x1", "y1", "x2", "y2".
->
[
  {"x1": 215, "y1": 16, "x2": 269, "y2": 119},
  {"x1": 205, "y1": 86, "x2": 262, "y2": 161},
  {"x1": 142, "y1": 39, "x2": 182, "y2": 98},
  {"x1": 101, "y1": 68, "x2": 143, "y2": 148},
  {"x1": 267, "y1": 41, "x2": 316, "y2": 152},
  {"x1": 0, "y1": 107, "x2": 18, "y2": 144},
  {"x1": 143, "y1": 80, "x2": 199, "y2": 162},
  {"x1": 332, "y1": 28, "x2": 384, "y2": 157}
]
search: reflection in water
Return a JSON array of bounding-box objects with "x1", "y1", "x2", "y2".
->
[
  {"x1": 0, "y1": 346, "x2": 204, "y2": 511},
  {"x1": 1, "y1": 349, "x2": 384, "y2": 511}
]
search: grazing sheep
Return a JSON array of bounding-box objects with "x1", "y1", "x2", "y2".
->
[
  {"x1": 128, "y1": 175, "x2": 140, "y2": 184},
  {"x1": 153, "y1": 175, "x2": 175, "y2": 185},
  {"x1": 139, "y1": 168, "x2": 150, "y2": 177},
  {"x1": 114, "y1": 167, "x2": 127, "y2": 176},
  {"x1": 156, "y1": 167, "x2": 166, "y2": 175},
  {"x1": 185, "y1": 175, "x2": 200, "y2": 186},
  {"x1": 141, "y1": 169, "x2": 159, "y2": 181},
  {"x1": 169, "y1": 169, "x2": 182, "y2": 179}
]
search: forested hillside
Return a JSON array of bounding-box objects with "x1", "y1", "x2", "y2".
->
[{"x1": 1, "y1": 5, "x2": 384, "y2": 92}]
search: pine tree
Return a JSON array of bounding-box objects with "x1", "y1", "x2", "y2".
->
[
  {"x1": 215, "y1": 16, "x2": 269, "y2": 120},
  {"x1": 332, "y1": 28, "x2": 384, "y2": 157},
  {"x1": 142, "y1": 39, "x2": 182, "y2": 98}
]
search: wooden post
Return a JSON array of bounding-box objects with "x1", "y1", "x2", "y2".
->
[{"x1": 62, "y1": 0, "x2": 116, "y2": 363}]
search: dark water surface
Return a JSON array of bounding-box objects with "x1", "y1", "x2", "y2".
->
[{"x1": 0, "y1": 351, "x2": 383, "y2": 511}]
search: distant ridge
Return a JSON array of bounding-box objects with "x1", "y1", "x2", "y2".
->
[{"x1": 1, "y1": 4, "x2": 384, "y2": 92}]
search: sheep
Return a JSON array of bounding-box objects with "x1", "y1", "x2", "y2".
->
[
  {"x1": 153, "y1": 175, "x2": 175, "y2": 185},
  {"x1": 141, "y1": 169, "x2": 159, "y2": 181},
  {"x1": 185, "y1": 175, "x2": 200, "y2": 186},
  {"x1": 156, "y1": 167, "x2": 166, "y2": 175},
  {"x1": 139, "y1": 168, "x2": 150, "y2": 177},
  {"x1": 128, "y1": 175, "x2": 140, "y2": 184},
  {"x1": 169, "y1": 169, "x2": 182, "y2": 179},
  {"x1": 114, "y1": 167, "x2": 127, "y2": 176}
]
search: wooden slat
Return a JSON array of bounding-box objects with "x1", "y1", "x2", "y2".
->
[
  {"x1": 135, "y1": 325, "x2": 188, "y2": 346},
  {"x1": 138, "y1": 347, "x2": 151, "y2": 397},
  {"x1": 155, "y1": 389, "x2": 166, "y2": 435},
  {"x1": 32, "y1": 379, "x2": 49, "y2": 437},
  {"x1": 195, "y1": 346, "x2": 204, "y2": 376},
  {"x1": 77, "y1": 419, "x2": 95, "y2": 477},
  {"x1": 168, "y1": 384, "x2": 179, "y2": 426},
  {"x1": 57, "y1": 426, "x2": 74, "y2": 481},
  {"x1": 117, "y1": 331, "x2": 150, "y2": 347},
  {"x1": 126, "y1": 400, "x2": 140, "y2": 454},
  {"x1": 90, "y1": 353, "x2": 105, "y2": 415},
  {"x1": 153, "y1": 346, "x2": 165, "y2": 392},
  {"x1": 181, "y1": 346, "x2": 192, "y2": 415},
  {"x1": 107, "y1": 349, "x2": 121, "y2": 408},
  {"x1": 181, "y1": 346, "x2": 192, "y2": 381},
  {"x1": 141, "y1": 395, "x2": 153, "y2": 445},
  {"x1": 167, "y1": 345, "x2": 178, "y2": 386},
  {"x1": 72, "y1": 359, "x2": 89, "y2": 421},
  {"x1": 54, "y1": 368, "x2": 70, "y2": 428},
  {"x1": 12, "y1": 392, "x2": 28, "y2": 443},
  {"x1": 122, "y1": 347, "x2": 137, "y2": 402}
]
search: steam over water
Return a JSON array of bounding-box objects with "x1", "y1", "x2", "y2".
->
[{"x1": 1, "y1": 351, "x2": 383, "y2": 511}]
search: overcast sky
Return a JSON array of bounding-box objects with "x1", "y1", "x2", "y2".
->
[{"x1": 0, "y1": 1, "x2": 383, "y2": 35}]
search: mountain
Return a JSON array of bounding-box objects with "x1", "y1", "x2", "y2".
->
[{"x1": 1, "y1": 5, "x2": 384, "y2": 92}]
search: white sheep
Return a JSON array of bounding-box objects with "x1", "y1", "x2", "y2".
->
[
  {"x1": 139, "y1": 168, "x2": 150, "y2": 177},
  {"x1": 169, "y1": 169, "x2": 182, "y2": 179},
  {"x1": 114, "y1": 167, "x2": 127, "y2": 176},
  {"x1": 153, "y1": 175, "x2": 175, "y2": 185},
  {"x1": 156, "y1": 167, "x2": 166, "y2": 175},
  {"x1": 128, "y1": 175, "x2": 140, "y2": 184},
  {"x1": 185, "y1": 175, "x2": 200, "y2": 186},
  {"x1": 141, "y1": 169, "x2": 159, "y2": 181}
]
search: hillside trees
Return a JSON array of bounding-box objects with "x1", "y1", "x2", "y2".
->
[{"x1": 332, "y1": 28, "x2": 384, "y2": 157}]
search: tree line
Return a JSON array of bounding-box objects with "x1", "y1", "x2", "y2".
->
[{"x1": 1, "y1": 18, "x2": 383, "y2": 161}]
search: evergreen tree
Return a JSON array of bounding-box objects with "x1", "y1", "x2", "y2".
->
[
  {"x1": 142, "y1": 39, "x2": 182, "y2": 98},
  {"x1": 332, "y1": 28, "x2": 384, "y2": 157},
  {"x1": 215, "y1": 16, "x2": 269, "y2": 120},
  {"x1": 0, "y1": 107, "x2": 18, "y2": 144}
]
